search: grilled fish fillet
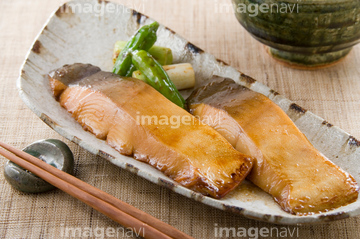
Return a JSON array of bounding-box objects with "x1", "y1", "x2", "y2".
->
[
  {"x1": 48, "y1": 64, "x2": 253, "y2": 198},
  {"x1": 187, "y1": 77, "x2": 359, "y2": 214}
]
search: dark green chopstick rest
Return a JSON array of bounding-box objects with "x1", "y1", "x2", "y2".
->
[{"x1": 4, "y1": 139, "x2": 74, "y2": 193}]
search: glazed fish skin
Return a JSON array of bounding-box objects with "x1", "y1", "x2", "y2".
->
[
  {"x1": 187, "y1": 78, "x2": 359, "y2": 214},
  {"x1": 48, "y1": 63, "x2": 101, "y2": 99},
  {"x1": 48, "y1": 64, "x2": 253, "y2": 199}
]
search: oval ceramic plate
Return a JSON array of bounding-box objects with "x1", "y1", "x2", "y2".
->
[{"x1": 17, "y1": 0, "x2": 360, "y2": 224}]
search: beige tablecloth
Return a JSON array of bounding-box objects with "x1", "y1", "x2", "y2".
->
[{"x1": 0, "y1": 0, "x2": 359, "y2": 238}]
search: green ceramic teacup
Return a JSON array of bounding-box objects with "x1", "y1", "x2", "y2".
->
[{"x1": 232, "y1": 0, "x2": 360, "y2": 68}]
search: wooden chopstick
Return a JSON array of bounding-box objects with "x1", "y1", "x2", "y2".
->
[{"x1": 0, "y1": 141, "x2": 193, "y2": 239}]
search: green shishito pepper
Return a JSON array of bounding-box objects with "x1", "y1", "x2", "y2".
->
[
  {"x1": 113, "y1": 21, "x2": 159, "y2": 76},
  {"x1": 132, "y1": 50, "x2": 186, "y2": 109}
]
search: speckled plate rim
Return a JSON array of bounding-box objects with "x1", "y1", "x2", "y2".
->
[{"x1": 16, "y1": 0, "x2": 360, "y2": 225}]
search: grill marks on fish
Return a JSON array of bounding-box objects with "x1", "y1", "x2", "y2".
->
[
  {"x1": 48, "y1": 64, "x2": 253, "y2": 198},
  {"x1": 187, "y1": 78, "x2": 359, "y2": 215}
]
